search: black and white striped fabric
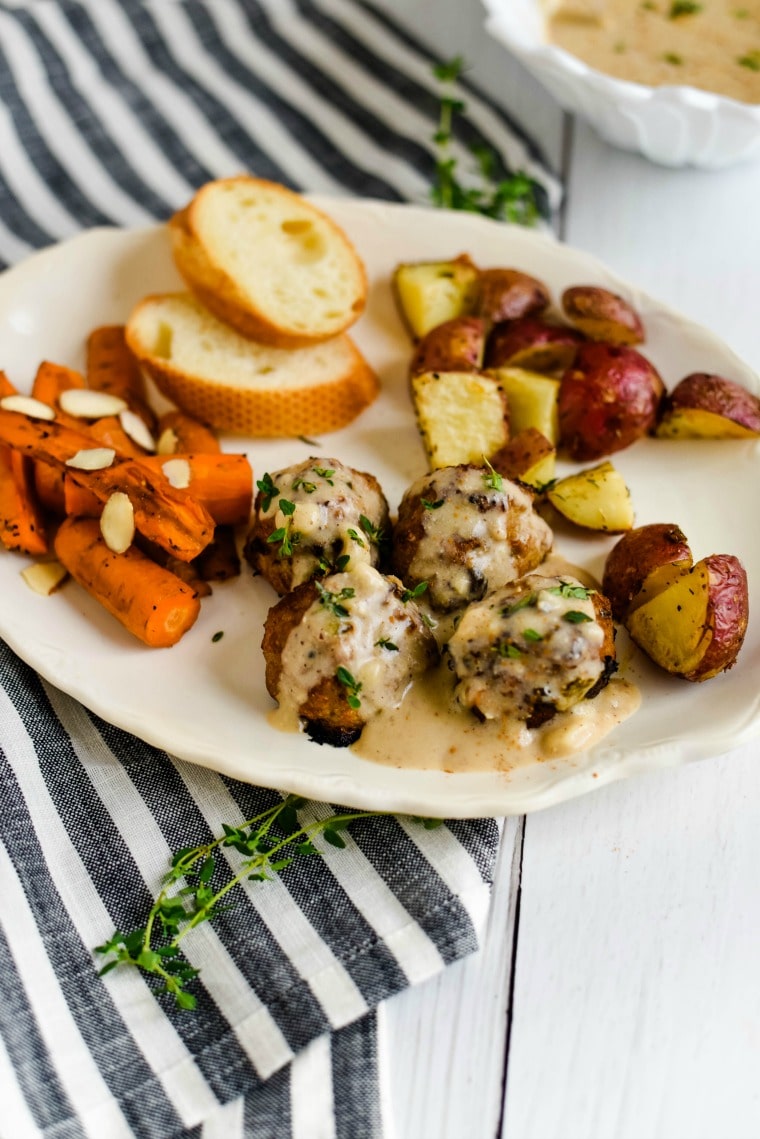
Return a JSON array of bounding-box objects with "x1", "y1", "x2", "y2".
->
[{"x1": 0, "y1": 3, "x2": 559, "y2": 1137}]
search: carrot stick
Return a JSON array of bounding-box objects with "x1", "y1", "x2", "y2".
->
[
  {"x1": 156, "y1": 410, "x2": 220, "y2": 455},
  {"x1": 0, "y1": 373, "x2": 48, "y2": 554},
  {"x1": 0, "y1": 410, "x2": 214, "y2": 561},
  {"x1": 87, "y1": 415, "x2": 149, "y2": 457},
  {"x1": 64, "y1": 452, "x2": 251, "y2": 528},
  {"x1": 86, "y1": 325, "x2": 155, "y2": 427},
  {"x1": 54, "y1": 516, "x2": 201, "y2": 648},
  {"x1": 31, "y1": 361, "x2": 88, "y2": 513},
  {"x1": 139, "y1": 453, "x2": 252, "y2": 526}
]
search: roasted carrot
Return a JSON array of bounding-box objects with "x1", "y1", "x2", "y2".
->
[
  {"x1": 156, "y1": 409, "x2": 220, "y2": 455},
  {"x1": 0, "y1": 410, "x2": 214, "y2": 561},
  {"x1": 54, "y1": 516, "x2": 201, "y2": 648},
  {"x1": 86, "y1": 325, "x2": 155, "y2": 427},
  {"x1": 88, "y1": 414, "x2": 150, "y2": 457},
  {"x1": 139, "y1": 454, "x2": 252, "y2": 526},
  {"x1": 0, "y1": 373, "x2": 48, "y2": 554},
  {"x1": 64, "y1": 452, "x2": 251, "y2": 527},
  {"x1": 31, "y1": 361, "x2": 87, "y2": 513}
]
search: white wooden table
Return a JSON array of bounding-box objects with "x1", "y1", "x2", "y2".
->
[{"x1": 377, "y1": 3, "x2": 760, "y2": 1136}]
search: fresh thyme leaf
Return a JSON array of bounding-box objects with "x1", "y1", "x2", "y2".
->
[
  {"x1": 430, "y1": 57, "x2": 540, "y2": 226},
  {"x1": 292, "y1": 475, "x2": 317, "y2": 494},
  {"x1": 421, "y1": 498, "x2": 445, "y2": 510},
  {"x1": 359, "y1": 514, "x2": 384, "y2": 545},
  {"x1": 495, "y1": 641, "x2": 523, "y2": 658},
  {"x1": 256, "y1": 472, "x2": 279, "y2": 512},
  {"x1": 501, "y1": 592, "x2": 536, "y2": 617},
  {"x1": 211, "y1": 630, "x2": 224, "y2": 643},
  {"x1": 738, "y1": 50, "x2": 760, "y2": 69},
  {"x1": 401, "y1": 581, "x2": 428, "y2": 603},
  {"x1": 482, "y1": 458, "x2": 503, "y2": 492},
  {"x1": 375, "y1": 637, "x2": 399, "y2": 651},
  {"x1": 549, "y1": 581, "x2": 591, "y2": 600},
  {"x1": 316, "y1": 580, "x2": 355, "y2": 619},
  {"x1": 668, "y1": 0, "x2": 702, "y2": 15},
  {"x1": 523, "y1": 628, "x2": 543, "y2": 642},
  {"x1": 347, "y1": 527, "x2": 366, "y2": 548},
  {"x1": 663, "y1": 51, "x2": 684, "y2": 64},
  {"x1": 279, "y1": 498, "x2": 296, "y2": 517},
  {"x1": 564, "y1": 610, "x2": 593, "y2": 624},
  {"x1": 336, "y1": 666, "x2": 362, "y2": 708},
  {"x1": 297, "y1": 435, "x2": 321, "y2": 447},
  {"x1": 312, "y1": 466, "x2": 335, "y2": 485},
  {"x1": 267, "y1": 499, "x2": 300, "y2": 557}
]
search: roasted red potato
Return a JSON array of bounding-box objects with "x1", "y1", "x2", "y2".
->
[
  {"x1": 485, "y1": 317, "x2": 584, "y2": 374},
  {"x1": 655, "y1": 372, "x2": 760, "y2": 439},
  {"x1": 393, "y1": 255, "x2": 480, "y2": 339},
  {"x1": 475, "y1": 268, "x2": 550, "y2": 324},
  {"x1": 626, "y1": 553, "x2": 749, "y2": 682},
  {"x1": 558, "y1": 342, "x2": 665, "y2": 461},
  {"x1": 489, "y1": 427, "x2": 555, "y2": 488},
  {"x1": 561, "y1": 286, "x2": 644, "y2": 346},
  {"x1": 409, "y1": 316, "x2": 487, "y2": 377},
  {"x1": 601, "y1": 522, "x2": 693, "y2": 622},
  {"x1": 547, "y1": 461, "x2": 634, "y2": 533}
]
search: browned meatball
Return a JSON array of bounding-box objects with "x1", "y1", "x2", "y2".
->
[
  {"x1": 245, "y1": 457, "x2": 389, "y2": 595},
  {"x1": 391, "y1": 464, "x2": 553, "y2": 613},
  {"x1": 445, "y1": 573, "x2": 617, "y2": 727},
  {"x1": 262, "y1": 562, "x2": 438, "y2": 746}
]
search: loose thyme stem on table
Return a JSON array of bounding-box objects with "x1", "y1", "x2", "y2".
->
[{"x1": 94, "y1": 796, "x2": 441, "y2": 1010}]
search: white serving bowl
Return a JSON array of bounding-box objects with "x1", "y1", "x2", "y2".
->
[{"x1": 483, "y1": 0, "x2": 760, "y2": 169}]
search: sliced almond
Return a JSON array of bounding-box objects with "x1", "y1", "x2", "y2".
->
[
  {"x1": 21, "y1": 560, "x2": 69, "y2": 595},
  {"x1": 58, "y1": 389, "x2": 128, "y2": 418},
  {"x1": 162, "y1": 458, "x2": 191, "y2": 489},
  {"x1": 100, "y1": 491, "x2": 135, "y2": 553},
  {"x1": 119, "y1": 408, "x2": 156, "y2": 452},
  {"x1": 0, "y1": 394, "x2": 56, "y2": 420},
  {"x1": 156, "y1": 426, "x2": 179, "y2": 455},
  {"x1": 65, "y1": 446, "x2": 116, "y2": 471}
]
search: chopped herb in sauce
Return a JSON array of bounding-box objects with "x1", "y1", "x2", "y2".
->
[
  {"x1": 375, "y1": 637, "x2": 399, "y2": 652},
  {"x1": 257, "y1": 472, "x2": 279, "y2": 512},
  {"x1": 422, "y1": 498, "x2": 445, "y2": 510},
  {"x1": 549, "y1": 582, "x2": 591, "y2": 600},
  {"x1": 668, "y1": 0, "x2": 702, "y2": 17},
  {"x1": 564, "y1": 610, "x2": 594, "y2": 624},
  {"x1": 482, "y1": 458, "x2": 503, "y2": 492},
  {"x1": 336, "y1": 666, "x2": 362, "y2": 709},
  {"x1": 316, "y1": 581, "x2": 355, "y2": 619},
  {"x1": 401, "y1": 581, "x2": 428, "y2": 603},
  {"x1": 738, "y1": 50, "x2": 760, "y2": 70},
  {"x1": 663, "y1": 51, "x2": 684, "y2": 64}
]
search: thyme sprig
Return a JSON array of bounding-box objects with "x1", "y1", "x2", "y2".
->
[
  {"x1": 95, "y1": 796, "x2": 388, "y2": 1010},
  {"x1": 431, "y1": 57, "x2": 540, "y2": 226}
]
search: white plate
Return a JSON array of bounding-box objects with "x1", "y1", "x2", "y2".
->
[{"x1": 1, "y1": 200, "x2": 759, "y2": 818}]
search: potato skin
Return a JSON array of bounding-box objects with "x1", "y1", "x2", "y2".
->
[
  {"x1": 626, "y1": 553, "x2": 749, "y2": 682},
  {"x1": 262, "y1": 580, "x2": 365, "y2": 746},
  {"x1": 475, "y1": 268, "x2": 550, "y2": 324},
  {"x1": 558, "y1": 342, "x2": 665, "y2": 461},
  {"x1": 409, "y1": 316, "x2": 487, "y2": 377},
  {"x1": 687, "y1": 554, "x2": 749, "y2": 681},
  {"x1": 601, "y1": 523, "x2": 693, "y2": 621},
  {"x1": 485, "y1": 317, "x2": 584, "y2": 374},
  {"x1": 561, "y1": 286, "x2": 644, "y2": 346},
  {"x1": 656, "y1": 372, "x2": 760, "y2": 437}
]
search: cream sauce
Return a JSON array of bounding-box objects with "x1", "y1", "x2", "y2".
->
[
  {"x1": 354, "y1": 661, "x2": 640, "y2": 773},
  {"x1": 260, "y1": 457, "x2": 387, "y2": 586},
  {"x1": 546, "y1": 0, "x2": 760, "y2": 105},
  {"x1": 446, "y1": 572, "x2": 605, "y2": 721},
  {"x1": 275, "y1": 562, "x2": 435, "y2": 721},
  {"x1": 400, "y1": 466, "x2": 553, "y2": 611}
]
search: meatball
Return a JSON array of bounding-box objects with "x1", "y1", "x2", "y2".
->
[
  {"x1": 262, "y1": 562, "x2": 438, "y2": 746},
  {"x1": 445, "y1": 573, "x2": 617, "y2": 727},
  {"x1": 391, "y1": 464, "x2": 553, "y2": 613},
  {"x1": 244, "y1": 457, "x2": 390, "y2": 595}
]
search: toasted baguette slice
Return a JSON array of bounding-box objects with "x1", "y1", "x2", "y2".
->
[
  {"x1": 169, "y1": 177, "x2": 368, "y2": 348},
  {"x1": 125, "y1": 293, "x2": 379, "y2": 438}
]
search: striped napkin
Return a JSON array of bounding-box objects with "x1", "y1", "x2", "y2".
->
[{"x1": 0, "y1": 3, "x2": 559, "y2": 1137}]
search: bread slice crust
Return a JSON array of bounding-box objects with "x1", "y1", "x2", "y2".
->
[
  {"x1": 169, "y1": 177, "x2": 368, "y2": 349},
  {"x1": 125, "y1": 292, "x2": 378, "y2": 438}
]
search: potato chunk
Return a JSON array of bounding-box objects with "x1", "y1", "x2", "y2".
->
[
  {"x1": 547, "y1": 461, "x2": 634, "y2": 533},
  {"x1": 411, "y1": 370, "x2": 508, "y2": 470},
  {"x1": 393, "y1": 255, "x2": 479, "y2": 339},
  {"x1": 487, "y1": 366, "x2": 560, "y2": 444}
]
